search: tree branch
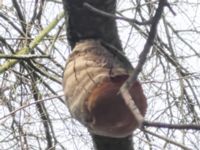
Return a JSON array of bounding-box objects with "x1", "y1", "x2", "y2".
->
[
  {"x1": 142, "y1": 129, "x2": 192, "y2": 150},
  {"x1": 83, "y1": 2, "x2": 152, "y2": 25},
  {"x1": 0, "y1": 11, "x2": 64, "y2": 74},
  {"x1": 120, "y1": 0, "x2": 167, "y2": 128},
  {"x1": 0, "y1": 54, "x2": 50, "y2": 59},
  {"x1": 143, "y1": 121, "x2": 200, "y2": 130}
]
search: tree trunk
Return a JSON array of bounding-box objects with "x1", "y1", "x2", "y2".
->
[
  {"x1": 62, "y1": 0, "x2": 122, "y2": 51},
  {"x1": 62, "y1": 0, "x2": 147, "y2": 150},
  {"x1": 63, "y1": 39, "x2": 147, "y2": 150},
  {"x1": 91, "y1": 134, "x2": 134, "y2": 150}
]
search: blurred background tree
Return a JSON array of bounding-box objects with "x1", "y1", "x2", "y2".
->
[{"x1": 0, "y1": 0, "x2": 200, "y2": 149}]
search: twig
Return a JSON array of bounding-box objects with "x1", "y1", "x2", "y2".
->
[
  {"x1": 143, "y1": 121, "x2": 200, "y2": 130},
  {"x1": 0, "y1": 94, "x2": 64, "y2": 121},
  {"x1": 122, "y1": 0, "x2": 166, "y2": 88},
  {"x1": 0, "y1": 11, "x2": 64, "y2": 74},
  {"x1": 165, "y1": 1, "x2": 176, "y2": 16},
  {"x1": 142, "y1": 129, "x2": 192, "y2": 150},
  {"x1": 0, "y1": 54, "x2": 50, "y2": 59},
  {"x1": 83, "y1": 2, "x2": 152, "y2": 25},
  {"x1": 120, "y1": 0, "x2": 167, "y2": 128}
]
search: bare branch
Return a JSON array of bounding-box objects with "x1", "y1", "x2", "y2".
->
[
  {"x1": 0, "y1": 94, "x2": 64, "y2": 121},
  {"x1": 0, "y1": 54, "x2": 50, "y2": 59},
  {"x1": 143, "y1": 129, "x2": 192, "y2": 150},
  {"x1": 83, "y1": 2, "x2": 152, "y2": 25},
  {"x1": 143, "y1": 121, "x2": 200, "y2": 130},
  {"x1": 120, "y1": 0, "x2": 167, "y2": 128}
]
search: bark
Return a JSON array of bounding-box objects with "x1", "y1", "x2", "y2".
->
[
  {"x1": 91, "y1": 134, "x2": 134, "y2": 150},
  {"x1": 62, "y1": 0, "x2": 147, "y2": 150},
  {"x1": 62, "y1": 0, "x2": 122, "y2": 51},
  {"x1": 63, "y1": 39, "x2": 143, "y2": 150}
]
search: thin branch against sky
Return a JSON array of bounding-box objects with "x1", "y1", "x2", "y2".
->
[{"x1": 0, "y1": 0, "x2": 200, "y2": 149}]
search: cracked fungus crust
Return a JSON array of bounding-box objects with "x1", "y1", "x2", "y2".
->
[{"x1": 63, "y1": 39, "x2": 147, "y2": 138}]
